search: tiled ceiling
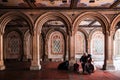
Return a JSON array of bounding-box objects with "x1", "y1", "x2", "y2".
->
[{"x1": 0, "y1": 0, "x2": 119, "y2": 9}]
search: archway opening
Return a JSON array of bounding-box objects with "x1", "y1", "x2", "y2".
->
[
  {"x1": 40, "y1": 20, "x2": 67, "y2": 62},
  {"x1": 4, "y1": 19, "x2": 32, "y2": 70},
  {"x1": 91, "y1": 31, "x2": 104, "y2": 68},
  {"x1": 76, "y1": 17, "x2": 104, "y2": 68}
]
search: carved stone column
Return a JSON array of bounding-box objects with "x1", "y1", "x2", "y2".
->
[
  {"x1": 103, "y1": 31, "x2": 115, "y2": 70},
  {"x1": 30, "y1": 32, "x2": 41, "y2": 70},
  {"x1": 65, "y1": 36, "x2": 69, "y2": 61},
  {"x1": 87, "y1": 38, "x2": 90, "y2": 54},
  {"x1": 0, "y1": 33, "x2": 5, "y2": 70},
  {"x1": 106, "y1": 31, "x2": 115, "y2": 70},
  {"x1": 70, "y1": 33, "x2": 75, "y2": 60}
]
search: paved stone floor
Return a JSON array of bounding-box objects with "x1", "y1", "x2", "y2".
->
[{"x1": 0, "y1": 61, "x2": 120, "y2": 80}]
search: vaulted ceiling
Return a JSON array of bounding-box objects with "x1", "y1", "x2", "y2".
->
[{"x1": 0, "y1": 0, "x2": 120, "y2": 9}]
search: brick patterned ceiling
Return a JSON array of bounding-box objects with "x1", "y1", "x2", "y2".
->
[{"x1": 0, "y1": 0, "x2": 119, "y2": 9}]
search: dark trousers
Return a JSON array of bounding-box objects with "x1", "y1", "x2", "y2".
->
[{"x1": 81, "y1": 63, "x2": 85, "y2": 72}]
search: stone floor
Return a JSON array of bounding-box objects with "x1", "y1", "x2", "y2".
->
[{"x1": 0, "y1": 60, "x2": 120, "y2": 80}]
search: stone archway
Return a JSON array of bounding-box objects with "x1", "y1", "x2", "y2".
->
[
  {"x1": 0, "y1": 11, "x2": 34, "y2": 35},
  {"x1": 34, "y1": 12, "x2": 72, "y2": 35},
  {"x1": 0, "y1": 11, "x2": 34, "y2": 70},
  {"x1": 73, "y1": 11, "x2": 109, "y2": 34},
  {"x1": 72, "y1": 11, "x2": 110, "y2": 70},
  {"x1": 30, "y1": 12, "x2": 72, "y2": 70}
]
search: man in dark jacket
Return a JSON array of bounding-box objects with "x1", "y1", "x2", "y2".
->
[{"x1": 80, "y1": 53, "x2": 88, "y2": 73}]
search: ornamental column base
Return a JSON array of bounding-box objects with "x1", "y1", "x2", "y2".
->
[
  {"x1": 103, "y1": 60, "x2": 115, "y2": 70},
  {"x1": 30, "y1": 61, "x2": 41, "y2": 70},
  {"x1": 106, "y1": 63, "x2": 115, "y2": 70},
  {"x1": 30, "y1": 65, "x2": 41, "y2": 70},
  {"x1": 0, "y1": 60, "x2": 5, "y2": 70}
]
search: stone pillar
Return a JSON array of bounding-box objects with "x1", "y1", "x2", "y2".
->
[
  {"x1": 0, "y1": 34, "x2": 5, "y2": 70},
  {"x1": 106, "y1": 31, "x2": 115, "y2": 70},
  {"x1": 42, "y1": 34, "x2": 46, "y2": 61},
  {"x1": 30, "y1": 32, "x2": 41, "y2": 70},
  {"x1": 103, "y1": 31, "x2": 115, "y2": 70},
  {"x1": 65, "y1": 36, "x2": 69, "y2": 61},
  {"x1": 70, "y1": 33, "x2": 75, "y2": 60},
  {"x1": 87, "y1": 38, "x2": 90, "y2": 54}
]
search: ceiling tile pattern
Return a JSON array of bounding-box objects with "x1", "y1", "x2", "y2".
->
[{"x1": 0, "y1": 0, "x2": 119, "y2": 9}]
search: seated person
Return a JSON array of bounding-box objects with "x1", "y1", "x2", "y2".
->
[
  {"x1": 73, "y1": 62, "x2": 79, "y2": 72},
  {"x1": 85, "y1": 54, "x2": 94, "y2": 74},
  {"x1": 58, "y1": 61, "x2": 69, "y2": 70}
]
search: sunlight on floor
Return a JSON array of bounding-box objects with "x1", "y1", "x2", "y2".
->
[{"x1": 114, "y1": 60, "x2": 120, "y2": 70}]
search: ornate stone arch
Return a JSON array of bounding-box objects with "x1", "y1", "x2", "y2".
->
[
  {"x1": 0, "y1": 11, "x2": 34, "y2": 70},
  {"x1": 73, "y1": 11, "x2": 110, "y2": 35},
  {"x1": 0, "y1": 11, "x2": 34, "y2": 35},
  {"x1": 34, "y1": 12, "x2": 72, "y2": 35}
]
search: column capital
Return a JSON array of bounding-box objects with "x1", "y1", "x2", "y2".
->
[
  {"x1": 105, "y1": 31, "x2": 110, "y2": 36},
  {"x1": 109, "y1": 30, "x2": 115, "y2": 36},
  {"x1": 71, "y1": 30, "x2": 75, "y2": 36},
  {"x1": 105, "y1": 29, "x2": 115, "y2": 36}
]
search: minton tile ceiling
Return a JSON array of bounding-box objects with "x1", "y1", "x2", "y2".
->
[{"x1": 0, "y1": 0, "x2": 119, "y2": 8}]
